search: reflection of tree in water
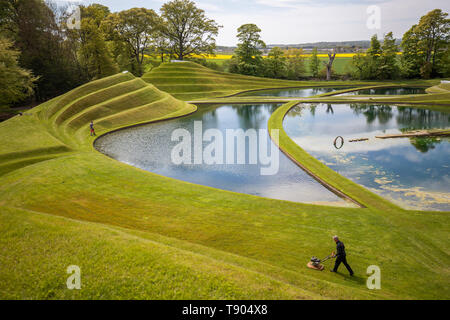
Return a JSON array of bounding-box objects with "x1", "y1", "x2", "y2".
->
[
  {"x1": 409, "y1": 137, "x2": 446, "y2": 153},
  {"x1": 231, "y1": 104, "x2": 280, "y2": 129},
  {"x1": 397, "y1": 107, "x2": 449, "y2": 153},
  {"x1": 286, "y1": 104, "x2": 317, "y2": 118},
  {"x1": 350, "y1": 104, "x2": 393, "y2": 124},
  {"x1": 326, "y1": 104, "x2": 334, "y2": 114},
  {"x1": 286, "y1": 105, "x2": 304, "y2": 118},
  {"x1": 396, "y1": 107, "x2": 450, "y2": 130},
  {"x1": 349, "y1": 104, "x2": 449, "y2": 153}
]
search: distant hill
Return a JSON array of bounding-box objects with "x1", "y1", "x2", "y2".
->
[{"x1": 218, "y1": 39, "x2": 402, "y2": 53}]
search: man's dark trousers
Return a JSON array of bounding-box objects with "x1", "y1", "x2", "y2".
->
[{"x1": 333, "y1": 256, "x2": 354, "y2": 275}]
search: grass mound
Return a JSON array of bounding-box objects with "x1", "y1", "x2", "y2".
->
[
  {"x1": 0, "y1": 72, "x2": 195, "y2": 175},
  {"x1": 142, "y1": 62, "x2": 321, "y2": 100}
]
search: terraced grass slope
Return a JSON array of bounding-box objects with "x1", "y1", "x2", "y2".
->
[
  {"x1": 0, "y1": 68, "x2": 449, "y2": 300},
  {"x1": 0, "y1": 72, "x2": 195, "y2": 176},
  {"x1": 143, "y1": 62, "x2": 311, "y2": 100}
]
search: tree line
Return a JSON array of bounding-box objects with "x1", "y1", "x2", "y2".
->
[
  {"x1": 228, "y1": 9, "x2": 449, "y2": 81},
  {"x1": 0, "y1": 0, "x2": 220, "y2": 106},
  {"x1": 0, "y1": 1, "x2": 448, "y2": 110}
]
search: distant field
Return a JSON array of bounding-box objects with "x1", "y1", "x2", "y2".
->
[
  {"x1": 199, "y1": 53, "x2": 405, "y2": 75},
  {"x1": 203, "y1": 56, "x2": 354, "y2": 75}
]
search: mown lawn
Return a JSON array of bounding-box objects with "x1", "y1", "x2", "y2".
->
[{"x1": 0, "y1": 63, "x2": 449, "y2": 300}]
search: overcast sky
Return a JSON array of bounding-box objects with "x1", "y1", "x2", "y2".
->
[{"x1": 58, "y1": 0, "x2": 449, "y2": 46}]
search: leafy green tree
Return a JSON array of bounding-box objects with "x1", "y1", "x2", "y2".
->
[
  {"x1": 154, "y1": 30, "x2": 171, "y2": 63},
  {"x1": 70, "y1": 4, "x2": 118, "y2": 80},
  {"x1": 439, "y1": 47, "x2": 450, "y2": 77},
  {"x1": 401, "y1": 25, "x2": 423, "y2": 78},
  {"x1": 234, "y1": 24, "x2": 266, "y2": 76},
  {"x1": 285, "y1": 48, "x2": 305, "y2": 80},
  {"x1": 0, "y1": 0, "x2": 83, "y2": 100},
  {"x1": 104, "y1": 8, "x2": 159, "y2": 76},
  {"x1": 309, "y1": 48, "x2": 320, "y2": 78},
  {"x1": 352, "y1": 33, "x2": 399, "y2": 80},
  {"x1": 0, "y1": 37, "x2": 37, "y2": 106},
  {"x1": 379, "y1": 32, "x2": 399, "y2": 79},
  {"x1": 401, "y1": 9, "x2": 449, "y2": 78},
  {"x1": 160, "y1": 0, "x2": 221, "y2": 60},
  {"x1": 367, "y1": 34, "x2": 382, "y2": 56},
  {"x1": 263, "y1": 47, "x2": 286, "y2": 78},
  {"x1": 351, "y1": 52, "x2": 371, "y2": 79}
]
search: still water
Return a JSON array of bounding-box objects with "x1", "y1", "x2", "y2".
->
[
  {"x1": 283, "y1": 103, "x2": 450, "y2": 211},
  {"x1": 337, "y1": 87, "x2": 427, "y2": 96},
  {"x1": 236, "y1": 87, "x2": 353, "y2": 97},
  {"x1": 95, "y1": 104, "x2": 352, "y2": 206}
]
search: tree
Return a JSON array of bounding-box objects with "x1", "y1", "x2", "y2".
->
[
  {"x1": 70, "y1": 4, "x2": 118, "y2": 80},
  {"x1": 401, "y1": 9, "x2": 449, "y2": 78},
  {"x1": 154, "y1": 31, "x2": 171, "y2": 63},
  {"x1": 234, "y1": 24, "x2": 266, "y2": 76},
  {"x1": 323, "y1": 49, "x2": 336, "y2": 80},
  {"x1": 0, "y1": 0, "x2": 83, "y2": 100},
  {"x1": 309, "y1": 48, "x2": 320, "y2": 78},
  {"x1": 285, "y1": 48, "x2": 306, "y2": 80},
  {"x1": 160, "y1": 0, "x2": 221, "y2": 61},
  {"x1": 352, "y1": 32, "x2": 399, "y2": 80},
  {"x1": 367, "y1": 34, "x2": 382, "y2": 56},
  {"x1": 104, "y1": 8, "x2": 159, "y2": 76},
  {"x1": 263, "y1": 47, "x2": 286, "y2": 78},
  {"x1": 0, "y1": 37, "x2": 37, "y2": 106},
  {"x1": 379, "y1": 32, "x2": 399, "y2": 79}
]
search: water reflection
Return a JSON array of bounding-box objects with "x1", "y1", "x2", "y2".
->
[
  {"x1": 347, "y1": 104, "x2": 449, "y2": 152},
  {"x1": 237, "y1": 87, "x2": 353, "y2": 97},
  {"x1": 339, "y1": 87, "x2": 427, "y2": 96},
  {"x1": 283, "y1": 103, "x2": 450, "y2": 211},
  {"x1": 96, "y1": 104, "x2": 351, "y2": 206}
]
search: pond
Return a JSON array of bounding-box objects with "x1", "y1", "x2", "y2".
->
[
  {"x1": 236, "y1": 87, "x2": 353, "y2": 97},
  {"x1": 283, "y1": 103, "x2": 450, "y2": 211},
  {"x1": 95, "y1": 103, "x2": 354, "y2": 207},
  {"x1": 337, "y1": 87, "x2": 427, "y2": 96}
]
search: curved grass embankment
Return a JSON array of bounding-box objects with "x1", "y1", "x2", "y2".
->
[
  {"x1": 0, "y1": 63, "x2": 449, "y2": 300},
  {"x1": 268, "y1": 102, "x2": 401, "y2": 211}
]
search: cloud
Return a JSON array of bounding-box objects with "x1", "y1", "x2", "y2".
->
[{"x1": 74, "y1": 0, "x2": 450, "y2": 45}]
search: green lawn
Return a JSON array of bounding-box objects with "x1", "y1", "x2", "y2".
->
[{"x1": 0, "y1": 62, "x2": 449, "y2": 300}]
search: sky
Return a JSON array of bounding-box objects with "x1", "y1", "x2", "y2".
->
[{"x1": 58, "y1": 0, "x2": 450, "y2": 46}]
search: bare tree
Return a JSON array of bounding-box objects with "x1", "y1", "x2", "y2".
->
[{"x1": 323, "y1": 49, "x2": 336, "y2": 80}]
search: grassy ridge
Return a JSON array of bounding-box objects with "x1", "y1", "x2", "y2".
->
[
  {"x1": 142, "y1": 62, "x2": 336, "y2": 100},
  {"x1": 0, "y1": 62, "x2": 449, "y2": 299}
]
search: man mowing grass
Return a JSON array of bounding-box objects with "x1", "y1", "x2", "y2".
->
[{"x1": 331, "y1": 236, "x2": 354, "y2": 276}]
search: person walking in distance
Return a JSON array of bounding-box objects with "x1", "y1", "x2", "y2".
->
[
  {"x1": 90, "y1": 121, "x2": 96, "y2": 136},
  {"x1": 330, "y1": 236, "x2": 354, "y2": 276}
]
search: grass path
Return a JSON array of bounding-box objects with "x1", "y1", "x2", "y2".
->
[{"x1": 0, "y1": 63, "x2": 449, "y2": 299}]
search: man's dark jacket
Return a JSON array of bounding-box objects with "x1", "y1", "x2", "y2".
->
[{"x1": 336, "y1": 241, "x2": 346, "y2": 257}]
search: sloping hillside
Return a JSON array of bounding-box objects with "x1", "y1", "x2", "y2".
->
[
  {"x1": 0, "y1": 72, "x2": 195, "y2": 176},
  {"x1": 142, "y1": 62, "x2": 311, "y2": 100}
]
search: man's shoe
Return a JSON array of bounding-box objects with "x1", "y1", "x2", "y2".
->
[
  {"x1": 330, "y1": 270, "x2": 336, "y2": 273},
  {"x1": 350, "y1": 273, "x2": 354, "y2": 276}
]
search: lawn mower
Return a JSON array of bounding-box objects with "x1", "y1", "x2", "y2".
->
[{"x1": 307, "y1": 253, "x2": 335, "y2": 271}]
